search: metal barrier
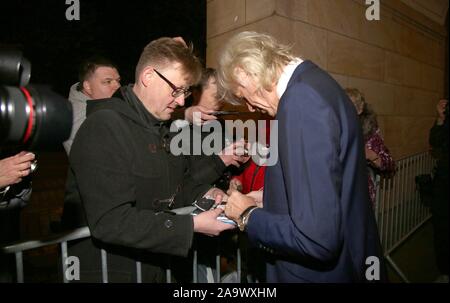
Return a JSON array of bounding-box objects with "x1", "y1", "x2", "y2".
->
[
  {"x1": 1, "y1": 151, "x2": 434, "y2": 283},
  {"x1": 374, "y1": 151, "x2": 434, "y2": 282},
  {"x1": 1, "y1": 226, "x2": 91, "y2": 283},
  {"x1": 1, "y1": 206, "x2": 243, "y2": 283}
]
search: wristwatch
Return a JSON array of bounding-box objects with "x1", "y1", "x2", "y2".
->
[{"x1": 237, "y1": 205, "x2": 258, "y2": 231}]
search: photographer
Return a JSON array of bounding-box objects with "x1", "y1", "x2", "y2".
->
[
  {"x1": 0, "y1": 149, "x2": 34, "y2": 282},
  {"x1": 0, "y1": 151, "x2": 35, "y2": 204},
  {"x1": 429, "y1": 99, "x2": 449, "y2": 283}
]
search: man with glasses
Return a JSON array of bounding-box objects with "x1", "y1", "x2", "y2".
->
[{"x1": 62, "y1": 37, "x2": 235, "y2": 282}]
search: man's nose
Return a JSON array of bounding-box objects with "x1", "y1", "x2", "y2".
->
[
  {"x1": 175, "y1": 95, "x2": 185, "y2": 107},
  {"x1": 112, "y1": 80, "x2": 121, "y2": 90}
]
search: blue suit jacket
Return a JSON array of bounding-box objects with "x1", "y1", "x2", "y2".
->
[{"x1": 246, "y1": 61, "x2": 385, "y2": 282}]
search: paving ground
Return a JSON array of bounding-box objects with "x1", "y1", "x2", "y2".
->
[{"x1": 387, "y1": 220, "x2": 441, "y2": 283}]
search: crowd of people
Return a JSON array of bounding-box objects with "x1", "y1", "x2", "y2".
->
[{"x1": 1, "y1": 31, "x2": 447, "y2": 283}]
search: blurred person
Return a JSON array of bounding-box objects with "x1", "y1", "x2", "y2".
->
[
  {"x1": 227, "y1": 119, "x2": 271, "y2": 283},
  {"x1": 429, "y1": 99, "x2": 449, "y2": 283},
  {"x1": 61, "y1": 37, "x2": 235, "y2": 282},
  {"x1": 179, "y1": 67, "x2": 220, "y2": 126},
  {"x1": 189, "y1": 68, "x2": 249, "y2": 186},
  {"x1": 220, "y1": 31, "x2": 385, "y2": 282},
  {"x1": 191, "y1": 68, "x2": 222, "y2": 112},
  {"x1": 172, "y1": 67, "x2": 249, "y2": 188},
  {"x1": 184, "y1": 68, "x2": 221, "y2": 125},
  {"x1": 63, "y1": 56, "x2": 121, "y2": 154},
  {"x1": 345, "y1": 88, "x2": 396, "y2": 209},
  {"x1": 228, "y1": 119, "x2": 271, "y2": 196},
  {"x1": 177, "y1": 68, "x2": 249, "y2": 282}
]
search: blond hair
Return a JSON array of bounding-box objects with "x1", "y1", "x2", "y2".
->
[
  {"x1": 217, "y1": 31, "x2": 295, "y2": 103},
  {"x1": 345, "y1": 88, "x2": 365, "y2": 111},
  {"x1": 135, "y1": 37, "x2": 202, "y2": 86}
]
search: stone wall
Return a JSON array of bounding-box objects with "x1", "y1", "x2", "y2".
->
[{"x1": 206, "y1": 0, "x2": 448, "y2": 159}]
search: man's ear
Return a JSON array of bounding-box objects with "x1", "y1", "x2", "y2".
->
[
  {"x1": 141, "y1": 66, "x2": 155, "y2": 87},
  {"x1": 82, "y1": 80, "x2": 92, "y2": 96},
  {"x1": 246, "y1": 102, "x2": 256, "y2": 112}
]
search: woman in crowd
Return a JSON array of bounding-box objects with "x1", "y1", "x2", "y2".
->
[{"x1": 345, "y1": 88, "x2": 396, "y2": 209}]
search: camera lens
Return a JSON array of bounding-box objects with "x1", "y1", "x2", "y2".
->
[
  {"x1": 0, "y1": 85, "x2": 72, "y2": 149},
  {"x1": 0, "y1": 86, "x2": 30, "y2": 144},
  {"x1": 0, "y1": 48, "x2": 31, "y2": 87}
]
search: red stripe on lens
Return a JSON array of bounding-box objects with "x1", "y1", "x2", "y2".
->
[{"x1": 20, "y1": 87, "x2": 34, "y2": 144}]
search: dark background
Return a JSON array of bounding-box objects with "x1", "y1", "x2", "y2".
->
[
  {"x1": 0, "y1": 1, "x2": 207, "y2": 278},
  {"x1": 0, "y1": 0, "x2": 206, "y2": 95}
]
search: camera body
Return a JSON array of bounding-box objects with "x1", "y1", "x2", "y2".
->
[{"x1": 0, "y1": 47, "x2": 72, "y2": 150}]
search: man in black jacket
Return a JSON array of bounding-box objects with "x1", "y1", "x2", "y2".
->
[
  {"x1": 62, "y1": 37, "x2": 235, "y2": 282},
  {"x1": 429, "y1": 99, "x2": 449, "y2": 283}
]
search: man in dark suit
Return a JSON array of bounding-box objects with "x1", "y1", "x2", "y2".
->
[{"x1": 220, "y1": 31, "x2": 385, "y2": 282}]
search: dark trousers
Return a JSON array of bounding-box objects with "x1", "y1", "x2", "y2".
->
[{"x1": 431, "y1": 175, "x2": 449, "y2": 275}]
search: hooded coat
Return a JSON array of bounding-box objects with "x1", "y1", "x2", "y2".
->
[
  {"x1": 63, "y1": 83, "x2": 89, "y2": 154},
  {"x1": 62, "y1": 85, "x2": 225, "y2": 282}
]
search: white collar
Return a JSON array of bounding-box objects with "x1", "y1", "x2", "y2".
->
[{"x1": 276, "y1": 58, "x2": 304, "y2": 99}]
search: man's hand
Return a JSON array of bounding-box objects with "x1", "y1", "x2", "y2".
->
[
  {"x1": 228, "y1": 179, "x2": 243, "y2": 194},
  {"x1": 225, "y1": 190, "x2": 257, "y2": 222},
  {"x1": 185, "y1": 105, "x2": 218, "y2": 125},
  {"x1": 203, "y1": 187, "x2": 227, "y2": 202},
  {"x1": 193, "y1": 208, "x2": 235, "y2": 236},
  {"x1": 365, "y1": 147, "x2": 380, "y2": 168},
  {"x1": 436, "y1": 99, "x2": 448, "y2": 125},
  {"x1": 246, "y1": 189, "x2": 263, "y2": 208},
  {"x1": 219, "y1": 139, "x2": 250, "y2": 167},
  {"x1": 0, "y1": 151, "x2": 35, "y2": 188}
]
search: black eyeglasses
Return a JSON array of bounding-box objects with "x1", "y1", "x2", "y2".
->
[{"x1": 154, "y1": 69, "x2": 191, "y2": 99}]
